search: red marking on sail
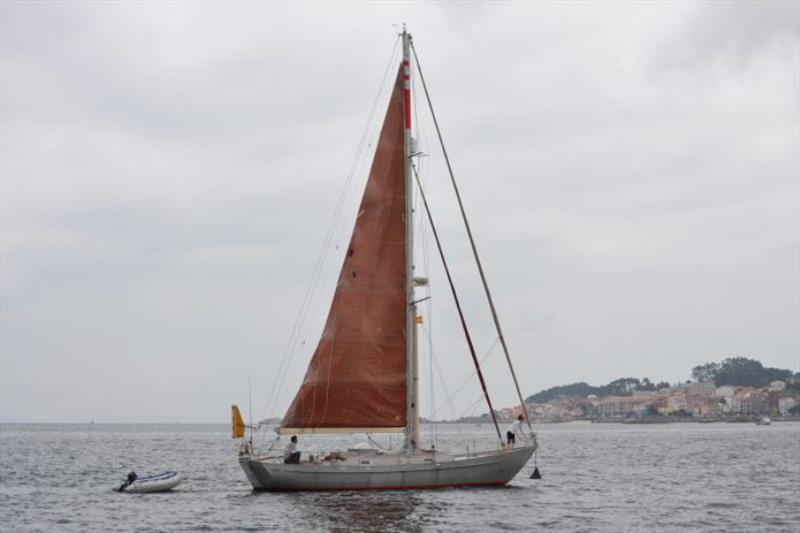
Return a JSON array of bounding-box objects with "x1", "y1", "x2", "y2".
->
[
  {"x1": 282, "y1": 65, "x2": 408, "y2": 431},
  {"x1": 404, "y1": 88, "x2": 411, "y2": 129}
]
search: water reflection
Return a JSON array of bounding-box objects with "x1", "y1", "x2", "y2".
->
[
  {"x1": 4, "y1": 424, "x2": 798, "y2": 532},
  {"x1": 303, "y1": 491, "x2": 423, "y2": 532}
]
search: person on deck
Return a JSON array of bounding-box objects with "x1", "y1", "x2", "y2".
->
[
  {"x1": 283, "y1": 435, "x2": 301, "y2": 464},
  {"x1": 506, "y1": 414, "x2": 526, "y2": 448}
]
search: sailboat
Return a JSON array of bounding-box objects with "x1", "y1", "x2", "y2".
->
[{"x1": 235, "y1": 27, "x2": 537, "y2": 491}]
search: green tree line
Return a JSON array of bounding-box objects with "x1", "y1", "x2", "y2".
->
[
  {"x1": 525, "y1": 377, "x2": 670, "y2": 404},
  {"x1": 526, "y1": 357, "x2": 798, "y2": 403},
  {"x1": 691, "y1": 357, "x2": 797, "y2": 388}
]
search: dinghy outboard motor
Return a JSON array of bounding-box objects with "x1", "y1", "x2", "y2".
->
[{"x1": 118, "y1": 471, "x2": 138, "y2": 492}]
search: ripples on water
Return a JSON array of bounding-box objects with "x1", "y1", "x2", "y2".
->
[{"x1": 0, "y1": 422, "x2": 798, "y2": 532}]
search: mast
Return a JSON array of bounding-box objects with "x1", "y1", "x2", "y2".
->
[{"x1": 402, "y1": 27, "x2": 419, "y2": 451}]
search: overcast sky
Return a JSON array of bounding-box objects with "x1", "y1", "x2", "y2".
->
[{"x1": 1, "y1": 1, "x2": 798, "y2": 423}]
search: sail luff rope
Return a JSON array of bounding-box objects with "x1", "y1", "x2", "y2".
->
[
  {"x1": 261, "y1": 36, "x2": 401, "y2": 421},
  {"x1": 411, "y1": 42, "x2": 533, "y2": 432},
  {"x1": 411, "y1": 162, "x2": 503, "y2": 443}
]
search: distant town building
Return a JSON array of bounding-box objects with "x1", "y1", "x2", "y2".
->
[
  {"x1": 672, "y1": 382, "x2": 716, "y2": 397},
  {"x1": 715, "y1": 385, "x2": 736, "y2": 398},
  {"x1": 502, "y1": 376, "x2": 799, "y2": 423},
  {"x1": 779, "y1": 397, "x2": 796, "y2": 416},
  {"x1": 665, "y1": 395, "x2": 688, "y2": 414},
  {"x1": 769, "y1": 380, "x2": 786, "y2": 392},
  {"x1": 596, "y1": 396, "x2": 652, "y2": 417}
]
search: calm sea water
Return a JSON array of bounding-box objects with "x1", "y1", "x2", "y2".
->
[{"x1": 0, "y1": 422, "x2": 798, "y2": 532}]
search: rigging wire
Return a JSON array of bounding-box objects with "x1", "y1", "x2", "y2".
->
[
  {"x1": 260, "y1": 35, "x2": 402, "y2": 421},
  {"x1": 411, "y1": 40, "x2": 533, "y2": 433},
  {"x1": 434, "y1": 336, "x2": 500, "y2": 416},
  {"x1": 417, "y1": 324, "x2": 458, "y2": 420},
  {"x1": 411, "y1": 161, "x2": 503, "y2": 443},
  {"x1": 366, "y1": 433, "x2": 390, "y2": 451},
  {"x1": 460, "y1": 392, "x2": 489, "y2": 419},
  {"x1": 410, "y1": 61, "x2": 438, "y2": 446}
]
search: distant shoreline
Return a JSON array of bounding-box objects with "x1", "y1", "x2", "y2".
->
[{"x1": 2, "y1": 418, "x2": 800, "y2": 426}]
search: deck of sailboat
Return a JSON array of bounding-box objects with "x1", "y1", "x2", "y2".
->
[
  {"x1": 248, "y1": 446, "x2": 527, "y2": 466},
  {"x1": 239, "y1": 445, "x2": 535, "y2": 492}
]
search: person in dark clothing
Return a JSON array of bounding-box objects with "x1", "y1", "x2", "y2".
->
[{"x1": 283, "y1": 435, "x2": 301, "y2": 464}]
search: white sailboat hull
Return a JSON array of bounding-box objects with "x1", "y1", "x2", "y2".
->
[{"x1": 240, "y1": 446, "x2": 534, "y2": 491}]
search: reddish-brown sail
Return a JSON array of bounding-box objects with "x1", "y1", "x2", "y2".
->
[{"x1": 281, "y1": 66, "x2": 407, "y2": 433}]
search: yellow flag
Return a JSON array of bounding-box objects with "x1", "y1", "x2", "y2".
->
[{"x1": 231, "y1": 405, "x2": 245, "y2": 439}]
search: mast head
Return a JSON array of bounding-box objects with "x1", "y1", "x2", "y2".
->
[{"x1": 398, "y1": 22, "x2": 411, "y2": 41}]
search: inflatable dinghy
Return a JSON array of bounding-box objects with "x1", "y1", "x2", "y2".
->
[{"x1": 118, "y1": 471, "x2": 182, "y2": 493}]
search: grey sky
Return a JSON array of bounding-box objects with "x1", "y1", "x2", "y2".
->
[{"x1": 1, "y1": 1, "x2": 798, "y2": 423}]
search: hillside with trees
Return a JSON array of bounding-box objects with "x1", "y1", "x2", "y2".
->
[
  {"x1": 691, "y1": 357, "x2": 796, "y2": 388},
  {"x1": 526, "y1": 377, "x2": 670, "y2": 404},
  {"x1": 526, "y1": 357, "x2": 798, "y2": 403}
]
